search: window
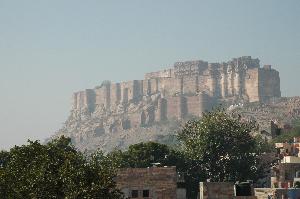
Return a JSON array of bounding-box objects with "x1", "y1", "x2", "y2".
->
[
  {"x1": 131, "y1": 190, "x2": 138, "y2": 198},
  {"x1": 143, "y1": 190, "x2": 150, "y2": 197}
]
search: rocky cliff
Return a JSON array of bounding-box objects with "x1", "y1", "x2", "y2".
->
[{"x1": 54, "y1": 56, "x2": 286, "y2": 152}]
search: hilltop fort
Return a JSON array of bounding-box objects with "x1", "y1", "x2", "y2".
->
[{"x1": 56, "y1": 56, "x2": 284, "y2": 151}]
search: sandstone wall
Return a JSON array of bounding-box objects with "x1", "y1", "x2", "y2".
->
[
  {"x1": 73, "y1": 89, "x2": 96, "y2": 112},
  {"x1": 159, "y1": 78, "x2": 182, "y2": 97},
  {"x1": 110, "y1": 83, "x2": 121, "y2": 106},
  {"x1": 186, "y1": 93, "x2": 212, "y2": 117},
  {"x1": 245, "y1": 68, "x2": 260, "y2": 102},
  {"x1": 199, "y1": 182, "x2": 235, "y2": 199},
  {"x1": 143, "y1": 78, "x2": 159, "y2": 96},
  {"x1": 71, "y1": 56, "x2": 281, "y2": 131},
  {"x1": 258, "y1": 66, "x2": 281, "y2": 102},
  {"x1": 116, "y1": 167, "x2": 177, "y2": 199},
  {"x1": 166, "y1": 96, "x2": 182, "y2": 120}
]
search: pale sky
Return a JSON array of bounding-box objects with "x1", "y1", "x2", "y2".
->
[{"x1": 1, "y1": 0, "x2": 300, "y2": 149}]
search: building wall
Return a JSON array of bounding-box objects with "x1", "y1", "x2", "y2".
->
[
  {"x1": 182, "y1": 76, "x2": 198, "y2": 95},
  {"x1": 156, "y1": 98, "x2": 168, "y2": 122},
  {"x1": 255, "y1": 188, "x2": 300, "y2": 199},
  {"x1": 73, "y1": 89, "x2": 96, "y2": 112},
  {"x1": 258, "y1": 67, "x2": 281, "y2": 102},
  {"x1": 95, "y1": 85, "x2": 110, "y2": 108},
  {"x1": 166, "y1": 96, "x2": 182, "y2": 120},
  {"x1": 159, "y1": 78, "x2": 182, "y2": 97},
  {"x1": 110, "y1": 83, "x2": 121, "y2": 106},
  {"x1": 116, "y1": 167, "x2": 177, "y2": 199},
  {"x1": 186, "y1": 94, "x2": 212, "y2": 117},
  {"x1": 199, "y1": 182, "x2": 235, "y2": 199},
  {"x1": 245, "y1": 68, "x2": 260, "y2": 102},
  {"x1": 271, "y1": 163, "x2": 300, "y2": 188}
]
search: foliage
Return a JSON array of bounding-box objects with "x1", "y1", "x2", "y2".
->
[
  {"x1": 254, "y1": 134, "x2": 274, "y2": 153},
  {"x1": 177, "y1": 108, "x2": 264, "y2": 182},
  {"x1": 0, "y1": 108, "x2": 276, "y2": 199},
  {"x1": 0, "y1": 136, "x2": 123, "y2": 199},
  {"x1": 108, "y1": 142, "x2": 203, "y2": 198},
  {"x1": 272, "y1": 125, "x2": 300, "y2": 144}
]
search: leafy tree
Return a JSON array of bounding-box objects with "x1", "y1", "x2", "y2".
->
[
  {"x1": 108, "y1": 142, "x2": 202, "y2": 199},
  {"x1": 178, "y1": 108, "x2": 263, "y2": 182},
  {"x1": 109, "y1": 142, "x2": 176, "y2": 168},
  {"x1": 272, "y1": 126, "x2": 300, "y2": 143},
  {"x1": 0, "y1": 136, "x2": 123, "y2": 199}
]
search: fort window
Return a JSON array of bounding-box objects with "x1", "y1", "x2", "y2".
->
[
  {"x1": 131, "y1": 190, "x2": 139, "y2": 198},
  {"x1": 143, "y1": 189, "x2": 150, "y2": 197}
]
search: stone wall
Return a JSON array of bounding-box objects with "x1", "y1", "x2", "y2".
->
[
  {"x1": 71, "y1": 56, "x2": 281, "y2": 132},
  {"x1": 166, "y1": 96, "x2": 183, "y2": 120},
  {"x1": 258, "y1": 67, "x2": 281, "y2": 102},
  {"x1": 199, "y1": 182, "x2": 257, "y2": 199},
  {"x1": 116, "y1": 167, "x2": 177, "y2": 199},
  {"x1": 245, "y1": 68, "x2": 260, "y2": 102},
  {"x1": 199, "y1": 182, "x2": 235, "y2": 199}
]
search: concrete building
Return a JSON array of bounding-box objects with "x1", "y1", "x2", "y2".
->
[
  {"x1": 255, "y1": 188, "x2": 300, "y2": 199},
  {"x1": 271, "y1": 137, "x2": 300, "y2": 188},
  {"x1": 115, "y1": 166, "x2": 186, "y2": 199},
  {"x1": 199, "y1": 182, "x2": 257, "y2": 199},
  {"x1": 199, "y1": 182, "x2": 300, "y2": 199}
]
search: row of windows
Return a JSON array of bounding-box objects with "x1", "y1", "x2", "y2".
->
[{"x1": 131, "y1": 189, "x2": 149, "y2": 198}]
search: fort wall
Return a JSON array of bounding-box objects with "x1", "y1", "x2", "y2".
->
[
  {"x1": 71, "y1": 56, "x2": 281, "y2": 130},
  {"x1": 245, "y1": 68, "x2": 260, "y2": 102},
  {"x1": 258, "y1": 66, "x2": 281, "y2": 101},
  {"x1": 110, "y1": 83, "x2": 121, "y2": 106}
]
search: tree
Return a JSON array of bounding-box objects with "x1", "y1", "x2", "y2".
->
[
  {"x1": 272, "y1": 126, "x2": 300, "y2": 144},
  {"x1": 108, "y1": 142, "x2": 202, "y2": 199},
  {"x1": 108, "y1": 142, "x2": 178, "y2": 168},
  {"x1": 0, "y1": 136, "x2": 123, "y2": 199},
  {"x1": 178, "y1": 108, "x2": 263, "y2": 182}
]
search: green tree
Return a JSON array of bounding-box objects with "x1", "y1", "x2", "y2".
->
[
  {"x1": 0, "y1": 136, "x2": 123, "y2": 199},
  {"x1": 272, "y1": 126, "x2": 300, "y2": 143},
  {"x1": 108, "y1": 142, "x2": 202, "y2": 199},
  {"x1": 178, "y1": 108, "x2": 263, "y2": 182}
]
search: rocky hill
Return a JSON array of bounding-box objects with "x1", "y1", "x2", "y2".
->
[{"x1": 54, "y1": 56, "x2": 294, "y2": 152}]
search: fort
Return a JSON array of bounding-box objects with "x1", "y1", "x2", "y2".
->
[{"x1": 71, "y1": 56, "x2": 280, "y2": 134}]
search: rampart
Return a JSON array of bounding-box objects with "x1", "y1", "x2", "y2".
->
[{"x1": 71, "y1": 56, "x2": 281, "y2": 132}]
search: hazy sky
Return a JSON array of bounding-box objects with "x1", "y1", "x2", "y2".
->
[{"x1": 1, "y1": 0, "x2": 300, "y2": 149}]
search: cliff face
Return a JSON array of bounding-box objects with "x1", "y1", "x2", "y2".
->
[{"x1": 55, "y1": 56, "x2": 282, "y2": 152}]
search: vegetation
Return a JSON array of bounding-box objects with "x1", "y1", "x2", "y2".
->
[
  {"x1": 177, "y1": 108, "x2": 265, "y2": 182},
  {"x1": 272, "y1": 119, "x2": 300, "y2": 143},
  {"x1": 107, "y1": 142, "x2": 202, "y2": 198},
  {"x1": 0, "y1": 108, "x2": 273, "y2": 199},
  {"x1": 0, "y1": 137, "x2": 123, "y2": 199}
]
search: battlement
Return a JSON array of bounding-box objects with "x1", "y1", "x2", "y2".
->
[
  {"x1": 229, "y1": 56, "x2": 260, "y2": 69},
  {"x1": 173, "y1": 60, "x2": 208, "y2": 77}
]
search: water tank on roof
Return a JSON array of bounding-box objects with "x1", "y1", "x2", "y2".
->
[{"x1": 235, "y1": 182, "x2": 252, "y2": 196}]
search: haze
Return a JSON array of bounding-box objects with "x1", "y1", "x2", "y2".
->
[{"x1": 1, "y1": 0, "x2": 300, "y2": 149}]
